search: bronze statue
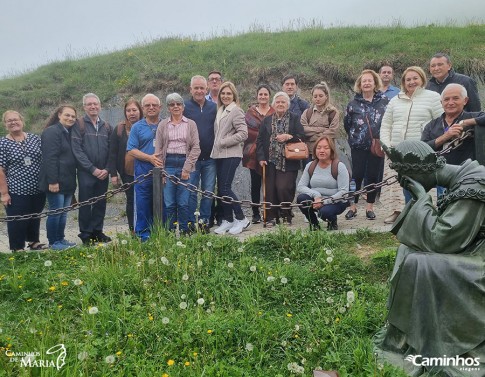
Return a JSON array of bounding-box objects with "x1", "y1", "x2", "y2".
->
[{"x1": 374, "y1": 140, "x2": 485, "y2": 376}]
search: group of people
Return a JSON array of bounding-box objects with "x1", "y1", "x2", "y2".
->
[{"x1": 1, "y1": 53, "x2": 483, "y2": 250}]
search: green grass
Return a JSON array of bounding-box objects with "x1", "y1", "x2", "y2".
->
[
  {"x1": 0, "y1": 24, "x2": 484, "y2": 134},
  {"x1": 0, "y1": 228, "x2": 405, "y2": 376}
]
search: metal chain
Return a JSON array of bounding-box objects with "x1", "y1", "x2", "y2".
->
[
  {"x1": 0, "y1": 132, "x2": 473, "y2": 222},
  {"x1": 0, "y1": 171, "x2": 153, "y2": 222}
]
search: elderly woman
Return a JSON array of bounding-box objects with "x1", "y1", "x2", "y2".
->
[
  {"x1": 300, "y1": 82, "x2": 340, "y2": 159},
  {"x1": 155, "y1": 93, "x2": 200, "y2": 235},
  {"x1": 344, "y1": 70, "x2": 389, "y2": 221},
  {"x1": 211, "y1": 82, "x2": 249, "y2": 235},
  {"x1": 40, "y1": 105, "x2": 78, "y2": 250},
  {"x1": 296, "y1": 136, "x2": 349, "y2": 231},
  {"x1": 0, "y1": 111, "x2": 46, "y2": 251},
  {"x1": 243, "y1": 84, "x2": 275, "y2": 224},
  {"x1": 380, "y1": 66, "x2": 443, "y2": 224},
  {"x1": 256, "y1": 91, "x2": 305, "y2": 227},
  {"x1": 108, "y1": 99, "x2": 143, "y2": 233}
]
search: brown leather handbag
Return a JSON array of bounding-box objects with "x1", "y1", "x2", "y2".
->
[
  {"x1": 365, "y1": 115, "x2": 384, "y2": 158},
  {"x1": 284, "y1": 139, "x2": 309, "y2": 160}
]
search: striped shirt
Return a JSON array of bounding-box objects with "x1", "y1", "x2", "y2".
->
[{"x1": 166, "y1": 120, "x2": 188, "y2": 155}]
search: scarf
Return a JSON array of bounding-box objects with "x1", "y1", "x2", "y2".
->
[{"x1": 269, "y1": 111, "x2": 290, "y2": 172}]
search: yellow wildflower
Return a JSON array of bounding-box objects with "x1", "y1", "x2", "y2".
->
[
  {"x1": 184, "y1": 361, "x2": 190, "y2": 366},
  {"x1": 167, "y1": 359, "x2": 175, "y2": 366},
  {"x1": 48, "y1": 286, "x2": 56, "y2": 292},
  {"x1": 207, "y1": 329, "x2": 213, "y2": 334}
]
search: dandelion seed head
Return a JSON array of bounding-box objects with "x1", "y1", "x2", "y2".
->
[
  {"x1": 237, "y1": 247, "x2": 244, "y2": 253},
  {"x1": 105, "y1": 355, "x2": 115, "y2": 364},
  {"x1": 227, "y1": 262, "x2": 234, "y2": 268},
  {"x1": 128, "y1": 250, "x2": 135, "y2": 255},
  {"x1": 176, "y1": 241, "x2": 184, "y2": 247},
  {"x1": 44, "y1": 260, "x2": 52, "y2": 267},
  {"x1": 148, "y1": 258, "x2": 155, "y2": 265},
  {"x1": 326, "y1": 297, "x2": 334, "y2": 304},
  {"x1": 78, "y1": 351, "x2": 88, "y2": 361},
  {"x1": 346, "y1": 290, "x2": 355, "y2": 303},
  {"x1": 197, "y1": 260, "x2": 203, "y2": 267},
  {"x1": 182, "y1": 274, "x2": 189, "y2": 281},
  {"x1": 267, "y1": 276, "x2": 275, "y2": 282},
  {"x1": 181, "y1": 294, "x2": 187, "y2": 299},
  {"x1": 283, "y1": 257, "x2": 291, "y2": 263},
  {"x1": 73, "y1": 279, "x2": 83, "y2": 286},
  {"x1": 206, "y1": 241, "x2": 212, "y2": 247},
  {"x1": 326, "y1": 256, "x2": 333, "y2": 263},
  {"x1": 162, "y1": 317, "x2": 170, "y2": 324},
  {"x1": 88, "y1": 306, "x2": 99, "y2": 315},
  {"x1": 179, "y1": 302, "x2": 188, "y2": 310},
  {"x1": 339, "y1": 306, "x2": 347, "y2": 313},
  {"x1": 250, "y1": 265, "x2": 257, "y2": 272},
  {"x1": 197, "y1": 298, "x2": 205, "y2": 305},
  {"x1": 245, "y1": 343, "x2": 254, "y2": 351},
  {"x1": 280, "y1": 277, "x2": 288, "y2": 284},
  {"x1": 121, "y1": 240, "x2": 128, "y2": 245},
  {"x1": 161, "y1": 256, "x2": 169, "y2": 265},
  {"x1": 325, "y1": 248, "x2": 333, "y2": 256}
]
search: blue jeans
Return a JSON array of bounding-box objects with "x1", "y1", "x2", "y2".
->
[
  {"x1": 216, "y1": 157, "x2": 244, "y2": 222},
  {"x1": 164, "y1": 154, "x2": 191, "y2": 232},
  {"x1": 188, "y1": 159, "x2": 216, "y2": 224},
  {"x1": 46, "y1": 192, "x2": 73, "y2": 245},
  {"x1": 403, "y1": 188, "x2": 413, "y2": 204},
  {"x1": 297, "y1": 193, "x2": 349, "y2": 224},
  {"x1": 436, "y1": 185, "x2": 446, "y2": 199}
]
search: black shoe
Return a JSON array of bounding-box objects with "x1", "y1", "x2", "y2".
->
[
  {"x1": 366, "y1": 210, "x2": 376, "y2": 220},
  {"x1": 93, "y1": 232, "x2": 112, "y2": 243},
  {"x1": 197, "y1": 221, "x2": 210, "y2": 234},
  {"x1": 309, "y1": 222, "x2": 321, "y2": 231},
  {"x1": 345, "y1": 209, "x2": 357, "y2": 220},
  {"x1": 81, "y1": 237, "x2": 94, "y2": 246},
  {"x1": 251, "y1": 214, "x2": 261, "y2": 224},
  {"x1": 327, "y1": 220, "x2": 338, "y2": 231}
]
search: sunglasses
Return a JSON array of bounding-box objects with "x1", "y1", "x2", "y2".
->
[{"x1": 168, "y1": 102, "x2": 183, "y2": 107}]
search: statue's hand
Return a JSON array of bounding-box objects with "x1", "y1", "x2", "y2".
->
[{"x1": 400, "y1": 176, "x2": 426, "y2": 200}]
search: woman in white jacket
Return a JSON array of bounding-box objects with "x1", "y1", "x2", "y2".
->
[{"x1": 380, "y1": 66, "x2": 443, "y2": 224}]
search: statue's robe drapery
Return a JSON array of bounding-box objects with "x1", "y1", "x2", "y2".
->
[{"x1": 375, "y1": 160, "x2": 485, "y2": 376}]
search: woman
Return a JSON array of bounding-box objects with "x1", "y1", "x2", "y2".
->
[
  {"x1": 211, "y1": 82, "x2": 249, "y2": 235},
  {"x1": 0, "y1": 110, "x2": 46, "y2": 251},
  {"x1": 242, "y1": 84, "x2": 275, "y2": 224},
  {"x1": 108, "y1": 99, "x2": 142, "y2": 233},
  {"x1": 380, "y1": 66, "x2": 443, "y2": 224},
  {"x1": 300, "y1": 82, "x2": 340, "y2": 159},
  {"x1": 344, "y1": 70, "x2": 389, "y2": 221},
  {"x1": 256, "y1": 91, "x2": 305, "y2": 227},
  {"x1": 155, "y1": 93, "x2": 200, "y2": 235},
  {"x1": 40, "y1": 105, "x2": 78, "y2": 250},
  {"x1": 296, "y1": 136, "x2": 350, "y2": 231}
]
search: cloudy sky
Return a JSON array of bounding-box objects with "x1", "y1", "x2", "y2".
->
[{"x1": 1, "y1": 0, "x2": 483, "y2": 78}]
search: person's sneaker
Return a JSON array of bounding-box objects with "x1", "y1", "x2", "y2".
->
[
  {"x1": 93, "y1": 233, "x2": 112, "y2": 243},
  {"x1": 327, "y1": 220, "x2": 338, "y2": 231},
  {"x1": 214, "y1": 220, "x2": 234, "y2": 235},
  {"x1": 229, "y1": 217, "x2": 251, "y2": 235},
  {"x1": 251, "y1": 214, "x2": 261, "y2": 224},
  {"x1": 50, "y1": 241, "x2": 74, "y2": 251},
  {"x1": 60, "y1": 239, "x2": 77, "y2": 247}
]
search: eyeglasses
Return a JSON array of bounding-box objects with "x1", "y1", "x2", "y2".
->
[
  {"x1": 168, "y1": 102, "x2": 183, "y2": 107},
  {"x1": 208, "y1": 77, "x2": 222, "y2": 82},
  {"x1": 5, "y1": 118, "x2": 21, "y2": 124},
  {"x1": 143, "y1": 103, "x2": 160, "y2": 108}
]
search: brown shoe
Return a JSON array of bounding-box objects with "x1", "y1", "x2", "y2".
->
[{"x1": 384, "y1": 211, "x2": 401, "y2": 224}]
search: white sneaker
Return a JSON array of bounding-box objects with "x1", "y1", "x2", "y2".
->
[
  {"x1": 214, "y1": 220, "x2": 234, "y2": 235},
  {"x1": 229, "y1": 217, "x2": 251, "y2": 235}
]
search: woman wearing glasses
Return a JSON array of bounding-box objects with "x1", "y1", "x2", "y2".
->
[
  {"x1": 0, "y1": 110, "x2": 46, "y2": 251},
  {"x1": 155, "y1": 93, "x2": 200, "y2": 235}
]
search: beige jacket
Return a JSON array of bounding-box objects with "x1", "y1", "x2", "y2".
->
[{"x1": 210, "y1": 102, "x2": 248, "y2": 159}]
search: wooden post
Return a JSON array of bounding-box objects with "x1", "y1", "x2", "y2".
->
[{"x1": 152, "y1": 167, "x2": 164, "y2": 223}]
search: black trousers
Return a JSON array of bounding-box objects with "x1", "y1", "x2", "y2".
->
[
  {"x1": 351, "y1": 149, "x2": 383, "y2": 204},
  {"x1": 250, "y1": 169, "x2": 262, "y2": 216},
  {"x1": 77, "y1": 170, "x2": 109, "y2": 240},
  {"x1": 6, "y1": 192, "x2": 46, "y2": 250},
  {"x1": 264, "y1": 163, "x2": 298, "y2": 222},
  {"x1": 121, "y1": 174, "x2": 134, "y2": 231}
]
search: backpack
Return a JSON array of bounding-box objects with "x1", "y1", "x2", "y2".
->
[{"x1": 307, "y1": 158, "x2": 352, "y2": 188}]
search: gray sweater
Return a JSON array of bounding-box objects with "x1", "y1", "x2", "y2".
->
[{"x1": 297, "y1": 161, "x2": 349, "y2": 204}]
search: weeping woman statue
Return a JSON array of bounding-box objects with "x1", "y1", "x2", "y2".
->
[{"x1": 374, "y1": 140, "x2": 485, "y2": 377}]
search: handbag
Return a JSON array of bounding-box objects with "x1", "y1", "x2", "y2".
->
[
  {"x1": 284, "y1": 139, "x2": 309, "y2": 160},
  {"x1": 365, "y1": 115, "x2": 385, "y2": 158}
]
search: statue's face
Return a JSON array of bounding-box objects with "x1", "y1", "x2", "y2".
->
[{"x1": 404, "y1": 171, "x2": 437, "y2": 193}]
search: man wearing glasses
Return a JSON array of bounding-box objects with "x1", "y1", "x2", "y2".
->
[
  {"x1": 127, "y1": 94, "x2": 163, "y2": 241},
  {"x1": 206, "y1": 70, "x2": 223, "y2": 103},
  {"x1": 71, "y1": 93, "x2": 112, "y2": 245}
]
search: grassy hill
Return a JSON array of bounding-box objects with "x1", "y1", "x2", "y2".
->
[{"x1": 0, "y1": 24, "x2": 484, "y2": 134}]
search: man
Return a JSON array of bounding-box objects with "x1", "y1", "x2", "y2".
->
[
  {"x1": 421, "y1": 83, "x2": 485, "y2": 166},
  {"x1": 282, "y1": 74, "x2": 310, "y2": 118},
  {"x1": 375, "y1": 140, "x2": 485, "y2": 376},
  {"x1": 127, "y1": 94, "x2": 163, "y2": 241},
  {"x1": 71, "y1": 93, "x2": 112, "y2": 245},
  {"x1": 206, "y1": 70, "x2": 223, "y2": 103},
  {"x1": 184, "y1": 75, "x2": 217, "y2": 232},
  {"x1": 426, "y1": 52, "x2": 481, "y2": 112},
  {"x1": 378, "y1": 64, "x2": 400, "y2": 99}
]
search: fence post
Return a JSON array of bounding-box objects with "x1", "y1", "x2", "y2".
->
[{"x1": 153, "y1": 167, "x2": 164, "y2": 223}]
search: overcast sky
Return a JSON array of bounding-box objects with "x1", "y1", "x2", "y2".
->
[{"x1": 1, "y1": 0, "x2": 483, "y2": 78}]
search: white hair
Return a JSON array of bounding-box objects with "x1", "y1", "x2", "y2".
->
[
  {"x1": 272, "y1": 91, "x2": 291, "y2": 106},
  {"x1": 441, "y1": 83, "x2": 467, "y2": 99}
]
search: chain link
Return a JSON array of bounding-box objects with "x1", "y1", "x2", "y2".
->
[{"x1": 0, "y1": 132, "x2": 472, "y2": 223}]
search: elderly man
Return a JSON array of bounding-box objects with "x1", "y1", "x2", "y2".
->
[
  {"x1": 206, "y1": 70, "x2": 223, "y2": 103},
  {"x1": 184, "y1": 75, "x2": 217, "y2": 232},
  {"x1": 282, "y1": 74, "x2": 310, "y2": 118},
  {"x1": 378, "y1": 64, "x2": 400, "y2": 99},
  {"x1": 421, "y1": 83, "x2": 485, "y2": 166},
  {"x1": 426, "y1": 52, "x2": 481, "y2": 112},
  {"x1": 127, "y1": 94, "x2": 163, "y2": 241},
  {"x1": 375, "y1": 140, "x2": 485, "y2": 376},
  {"x1": 71, "y1": 93, "x2": 112, "y2": 245}
]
